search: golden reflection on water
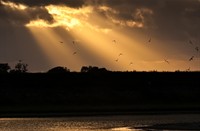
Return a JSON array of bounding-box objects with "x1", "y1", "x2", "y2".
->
[
  {"x1": 111, "y1": 127, "x2": 141, "y2": 131},
  {"x1": 0, "y1": 114, "x2": 200, "y2": 131}
]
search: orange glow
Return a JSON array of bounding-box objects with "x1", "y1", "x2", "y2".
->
[
  {"x1": 64, "y1": 11, "x2": 163, "y2": 71},
  {"x1": 26, "y1": 5, "x2": 93, "y2": 30},
  {"x1": 27, "y1": 27, "x2": 85, "y2": 71},
  {"x1": 25, "y1": 4, "x2": 199, "y2": 71},
  {"x1": 26, "y1": 20, "x2": 54, "y2": 27},
  {"x1": 0, "y1": 0, "x2": 27, "y2": 10}
]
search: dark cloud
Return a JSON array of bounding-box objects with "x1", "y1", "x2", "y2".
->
[
  {"x1": 93, "y1": 0, "x2": 200, "y2": 40},
  {"x1": 1, "y1": 0, "x2": 200, "y2": 40},
  {"x1": 0, "y1": 2, "x2": 54, "y2": 26},
  {"x1": 0, "y1": 0, "x2": 89, "y2": 26},
  {"x1": 2, "y1": 0, "x2": 86, "y2": 8},
  {"x1": 91, "y1": 0, "x2": 156, "y2": 28},
  {"x1": 149, "y1": 0, "x2": 200, "y2": 39}
]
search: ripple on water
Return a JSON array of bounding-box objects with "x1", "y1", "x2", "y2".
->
[
  {"x1": 111, "y1": 127, "x2": 143, "y2": 131},
  {"x1": 0, "y1": 114, "x2": 200, "y2": 131}
]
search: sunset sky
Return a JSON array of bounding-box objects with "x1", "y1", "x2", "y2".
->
[{"x1": 0, "y1": 0, "x2": 199, "y2": 72}]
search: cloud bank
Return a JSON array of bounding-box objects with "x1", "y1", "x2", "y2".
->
[{"x1": 0, "y1": 0, "x2": 200, "y2": 39}]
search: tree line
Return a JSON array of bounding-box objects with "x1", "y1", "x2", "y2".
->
[
  {"x1": 0, "y1": 60, "x2": 28, "y2": 73},
  {"x1": 1, "y1": 61, "x2": 199, "y2": 73},
  {"x1": 0, "y1": 60, "x2": 109, "y2": 73}
]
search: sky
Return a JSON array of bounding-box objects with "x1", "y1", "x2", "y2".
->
[{"x1": 0, "y1": 0, "x2": 199, "y2": 72}]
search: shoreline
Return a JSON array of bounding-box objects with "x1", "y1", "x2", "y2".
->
[
  {"x1": 1, "y1": 110, "x2": 200, "y2": 118},
  {"x1": 136, "y1": 122, "x2": 200, "y2": 130},
  {"x1": 1, "y1": 112, "x2": 200, "y2": 130}
]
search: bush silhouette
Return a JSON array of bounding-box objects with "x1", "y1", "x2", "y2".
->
[
  {"x1": 0, "y1": 63, "x2": 10, "y2": 73},
  {"x1": 81, "y1": 66, "x2": 108, "y2": 73},
  {"x1": 47, "y1": 66, "x2": 70, "y2": 73},
  {"x1": 10, "y1": 60, "x2": 28, "y2": 73}
]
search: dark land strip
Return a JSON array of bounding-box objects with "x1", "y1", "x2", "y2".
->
[{"x1": 0, "y1": 72, "x2": 200, "y2": 117}]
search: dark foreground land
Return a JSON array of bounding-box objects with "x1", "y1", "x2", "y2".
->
[{"x1": 0, "y1": 72, "x2": 200, "y2": 117}]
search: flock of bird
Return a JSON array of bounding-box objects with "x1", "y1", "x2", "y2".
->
[
  {"x1": 59, "y1": 37, "x2": 199, "y2": 71},
  {"x1": 187, "y1": 40, "x2": 199, "y2": 63},
  {"x1": 112, "y1": 38, "x2": 199, "y2": 70},
  {"x1": 112, "y1": 40, "x2": 135, "y2": 66},
  {"x1": 163, "y1": 39, "x2": 199, "y2": 71},
  {"x1": 59, "y1": 39, "x2": 135, "y2": 67},
  {"x1": 60, "y1": 40, "x2": 78, "y2": 55}
]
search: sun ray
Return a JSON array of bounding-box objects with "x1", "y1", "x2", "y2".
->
[
  {"x1": 27, "y1": 27, "x2": 86, "y2": 71},
  {"x1": 26, "y1": 4, "x2": 163, "y2": 71},
  {"x1": 25, "y1": 4, "x2": 199, "y2": 71}
]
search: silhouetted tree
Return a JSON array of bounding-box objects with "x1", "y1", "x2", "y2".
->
[
  {"x1": 81, "y1": 66, "x2": 89, "y2": 72},
  {"x1": 10, "y1": 60, "x2": 28, "y2": 73},
  {"x1": 80, "y1": 66, "x2": 108, "y2": 73},
  {"x1": 0, "y1": 63, "x2": 10, "y2": 73},
  {"x1": 47, "y1": 66, "x2": 70, "y2": 73}
]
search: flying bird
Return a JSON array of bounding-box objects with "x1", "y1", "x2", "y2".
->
[
  {"x1": 164, "y1": 59, "x2": 170, "y2": 64},
  {"x1": 72, "y1": 41, "x2": 76, "y2": 45},
  {"x1": 59, "y1": 41, "x2": 64, "y2": 43},
  {"x1": 112, "y1": 40, "x2": 116, "y2": 43},
  {"x1": 195, "y1": 46, "x2": 199, "y2": 52},
  {"x1": 186, "y1": 67, "x2": 190, "y2": 72},
  {"x1": 129, "y1": 62, "x2": 133, "y2": 65},
  {"x1": 73, "y1": 52, "x2": 77, "y2": 55},
  {"x1": 115, "y1": 59, "x2": 119, "y2": 62},
  {"x1": 189, "y1": 56, "x2": 194, "y2": 61},
  {"x1": 189, "y1": 40, "x2": 193, "y2": 45},
  {"x1": 148, "y1": 38, "x2": 151, "y2": 43},
  {"x1": 119, "y1": 53, "x2": 123, "y2": 57}
]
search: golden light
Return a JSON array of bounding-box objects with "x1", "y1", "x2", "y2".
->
[
  {"x1": 24, "y1": 4, "x2": 199, "y2": 71},
  {"x1": 26, "y1": 5, "x2": 93, "y2": 30},
  {"x1": 0, "y1": 0, "x2": 27, "y2": 10},
  {"x1": 98, "y1": 5, "x2": 119, "y2": 14},
  {"x1": 27, "y1": 27, "x2": 85, "y2": 71},
  {"x1": 25, "y1": 4, "x2": 169, "y2": 71},
  {"x1": 26, "y1": 20, "x2": 54, "y2": 28}
]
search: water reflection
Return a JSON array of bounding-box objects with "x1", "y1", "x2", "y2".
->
[
  {"x1": 111, "y1": 127, "x2": 142, "y2": 131},
  {"x1": 0, "y1": 114, "x2": 200, "y2": 131}
]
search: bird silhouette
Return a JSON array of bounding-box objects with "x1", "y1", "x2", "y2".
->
[
  {"x1": 186, "y1": 67, "x2": 190, "y2": 71},
  {"x1": 112, "y1": 40, "x2": 116, "y2": 43},
  {"x1": 164, "y1": 59, "x2": 170, "y2": 64},
  {"x1": 189, "y1": 40, "x2": 193, "y2": 45},
  {"x1": 129, "y1": 62, "x2": 133, "y2": 65},
  {"x1": 195, "y1": 46, "x2": 199, "y2": 52},
  {"x1": 119, "y1": 53, "x2": 123, "y2": 56},
  {"x1": 59, "y1": 41, "x2": 64, "y2": 43},
  {"x1": 73, "y1": 52, "x2": 77, "y2": 55},
  {"x1": 148, "y1": 38, "x2": 151, "y2": 43},
  {"x1": 72, "y1": 41, "x2": 76, "y2": 45},
  {"x1": 189, "y1": 56, "x2": 194, "y2": 61},
  {"x1": 115, "y1": 58, "x2": 119, "y2": 62}
]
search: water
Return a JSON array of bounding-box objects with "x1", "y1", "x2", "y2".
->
[{"x1": 0, "y1": 114, "x2": 200, "y2": 131}]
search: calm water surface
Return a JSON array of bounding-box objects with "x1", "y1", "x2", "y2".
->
[{"x1": 0, "y1": 114, "x2": 200, "y2": 131}]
